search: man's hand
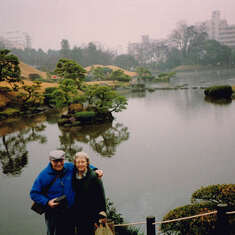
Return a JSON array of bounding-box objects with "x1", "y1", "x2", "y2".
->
[
  {"x1": 48, "y1": 198, "x2": 59, "y2": 208},
  {"x1": 95, "y1": 169, "x2": 104, "y2": 179}
]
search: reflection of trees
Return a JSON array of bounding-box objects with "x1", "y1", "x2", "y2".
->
[
  {"x1": 127, "y1": 91, "x2": 146, "y2": 98},
  {"x1": 89, "y1": 123, "x2": 129, "y2": 157},
  {"x1": 59, "y1": 122, "x2": 129, "y2": 159},
  {"x1": 0, "y1": 124, "x2": 47, "y2": 176},
  {"x1": 58, "y1": 132, "x2": 83, "y2": 162}
]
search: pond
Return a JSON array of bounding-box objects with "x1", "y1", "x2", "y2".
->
[{"x1": 1, "y1": 69, "x2": 235, "y2": 234}]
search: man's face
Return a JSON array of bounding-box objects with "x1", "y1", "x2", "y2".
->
[{"x1": 50, "y1": 159, "x2": 64, "y2": 171}]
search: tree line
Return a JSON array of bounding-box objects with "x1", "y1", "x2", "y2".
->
[
  {"x1": 1, "y1": 21, "x2": 235, "y2": 72},
  {"x1": 7, "y1": 40, "x2": 115, "y2": 72},
  {"x1": 128, "y1": 22, "x2": 235, "y2": 70}
]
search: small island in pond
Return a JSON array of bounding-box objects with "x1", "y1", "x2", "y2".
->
[{"x1": 0, "y1": 50, "x2": 128, "y2": 126}]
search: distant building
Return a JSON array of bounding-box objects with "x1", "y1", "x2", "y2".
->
[
  {"x1": 128, "y1": 35, "x2": 168, "y2": 63},
  {"x1": 206, "y1": 11, "x2": 235, "y2": 48},
  {"x1": 0, "y1": 31, "x2": 32, "y2": 49}
]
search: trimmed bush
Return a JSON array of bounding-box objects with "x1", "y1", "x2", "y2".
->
[
  {"x1": 204, "y1": 85, "x2": 233, "y2": 99},
  {"x1": 191, "y1": 184, "x2": 235, "y2": 206},
  {"x1": 161, "y1": 184, "x2": 235, "y2": 234},
  {"x1": 29, "y1": 73, "x2": 41, "y2": 80},
  {"x1": 160, "y1": 203, "x2": 217, "y2": 234},
  {"x1": 115, "y1": 76, "x2": 131, "y2": 82},
  {"x1": 158, "y1": 72, "x2": 168, "y2": 78},
  {"x1": 75, "y1": 111, "x2": 96, "y2": 123}
]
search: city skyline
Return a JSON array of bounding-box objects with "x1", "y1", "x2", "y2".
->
[{"x1": 1, "y1": 0, "x2": 235, "y2": 52}]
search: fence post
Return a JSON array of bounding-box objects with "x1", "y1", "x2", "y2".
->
[
  {"x1": 146, "y1": 216, "x2": 156, "y2": 235},
  {"x1": 215, "y1": 203, "x2": 229, "y2": 235}
]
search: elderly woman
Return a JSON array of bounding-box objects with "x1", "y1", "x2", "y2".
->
[{"x1": 72, "y1": 152, "x2": 106, "y2": 235}]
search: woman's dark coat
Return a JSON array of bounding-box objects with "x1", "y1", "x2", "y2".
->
[{"x1": 72, "y1": 168, "x2": 106, "y2": 223}]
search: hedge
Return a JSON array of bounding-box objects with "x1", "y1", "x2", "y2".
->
[
  {"x1": 204, "y1": 85, "x2": 233, "y2": 99},
  {"x1": 74, "y1": 111, "x2": 96, "y2": 123}
]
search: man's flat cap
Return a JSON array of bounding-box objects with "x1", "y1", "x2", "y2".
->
[{"x1": 49, "y1": 150, "x2": 65, "y2": 161}]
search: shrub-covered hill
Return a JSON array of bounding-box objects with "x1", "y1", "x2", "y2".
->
[
  {"x1": 0, "y1": 80, "x2": 58, "y2": 108},
  {"x1": 19, "y1": 61, "x2": 48, "y2": 79},
  {"x1": 85, "y1": 64, "x2": 137, "y2": 77}
]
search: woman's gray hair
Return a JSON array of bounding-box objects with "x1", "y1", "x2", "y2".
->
[{"x1": 74, "y1": 151, "x2": 90, "y2": 165}]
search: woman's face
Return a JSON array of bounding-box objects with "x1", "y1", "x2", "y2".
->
[{"x1": 75, "y1": 156, "x2": 88, "y2": 173}]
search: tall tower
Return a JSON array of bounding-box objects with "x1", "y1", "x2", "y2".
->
[
  {"x1": 210, "y1": 11, "x2": 221, "y2": 40},
  {"x1": 24, "y1": 33, "x2": 32, "y2": 49}
]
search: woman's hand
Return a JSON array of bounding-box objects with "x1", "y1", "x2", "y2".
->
[{"x1": 95, "y1": 169, "x2": 104, "y2": 179}]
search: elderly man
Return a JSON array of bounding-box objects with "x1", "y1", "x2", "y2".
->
[{"x1": 30, "y1": 150, "x2": 103, "y2": 235}]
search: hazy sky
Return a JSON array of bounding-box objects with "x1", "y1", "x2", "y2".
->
[{"x1": 1, "y1": 0, "x2": 235, "y2": 52}]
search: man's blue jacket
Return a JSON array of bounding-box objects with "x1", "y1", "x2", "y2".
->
[{"x1": 30, "y1": 162, "x2": 95, "y2": 208}]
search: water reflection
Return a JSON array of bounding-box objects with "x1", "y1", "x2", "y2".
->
[
  {"x1": 126, "y1": 91, "x2": 146, "y2": 98},
  {"x1": 0, "y1": 115, "x2": 46, "y2": 136},
  {"x1": 58, "y1": 122, "x2": 129, "y2": 160},
  {"x1": 0, "y1": 123, "x2": 47, "y2": 176},
  {"x1": 204, "y1": 96, "x2": 232, "y2": 105}
]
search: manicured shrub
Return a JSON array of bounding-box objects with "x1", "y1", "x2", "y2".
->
[
  {"x1": 75, "y1": 111, "x2": 96, "y2": 118},
  {"x1": 115, "y1": 76, "x2": 131, "y2": 82},
  {"x1": 204, "y1": 85, "x2": 233, "y2": 99},
  {"x1": 75, "y1": 111, "x2": 96, "y2": 123},
  {"x1": 158, "y1": 72, "x2": 168, "y2": 78},
  {"x1": 161, "y1": 184, "x2": 235, "y2": 234},
  {"x1": 191, "y1": 184, "x2": 235, "y2": 206},
  {"x1": 29, "y1": 73, "x2": 41, "y2": 80},
  {"x1": 160, "y1": 203, "x2": 217, "y2": 235}
]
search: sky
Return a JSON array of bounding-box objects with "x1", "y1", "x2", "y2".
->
[{"x1": 1, "y1": 0, "x2": 235, "y2": 53}]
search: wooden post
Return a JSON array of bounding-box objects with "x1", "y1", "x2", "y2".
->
[
  {"x1": 215, "y1": 203, "x2": 229, "y2": 235},
  {"x1": 146, "y1": 216, "x2": 156, "y2": 235}
]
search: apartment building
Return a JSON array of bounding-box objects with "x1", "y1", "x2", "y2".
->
[
  {"x1": 207, "y1": 11, "x2": 235, "y2": 48},
  {"x1": 0, "y1": 31, "x2": 31, "y2": 49}
]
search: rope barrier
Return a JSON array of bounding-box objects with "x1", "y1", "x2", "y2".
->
[
  {"x1": 114, "y1": 221, "x2": 146, "y2": 227},
  {"x1": 153, "y1": 211, "x2": 217, "y2": 225},
  {"x1": 226, "y1": 210, "x2": 235, "y2": 215},
  {"x1": 113, "y1": 210, "x2": 235, "y2": 228}
]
